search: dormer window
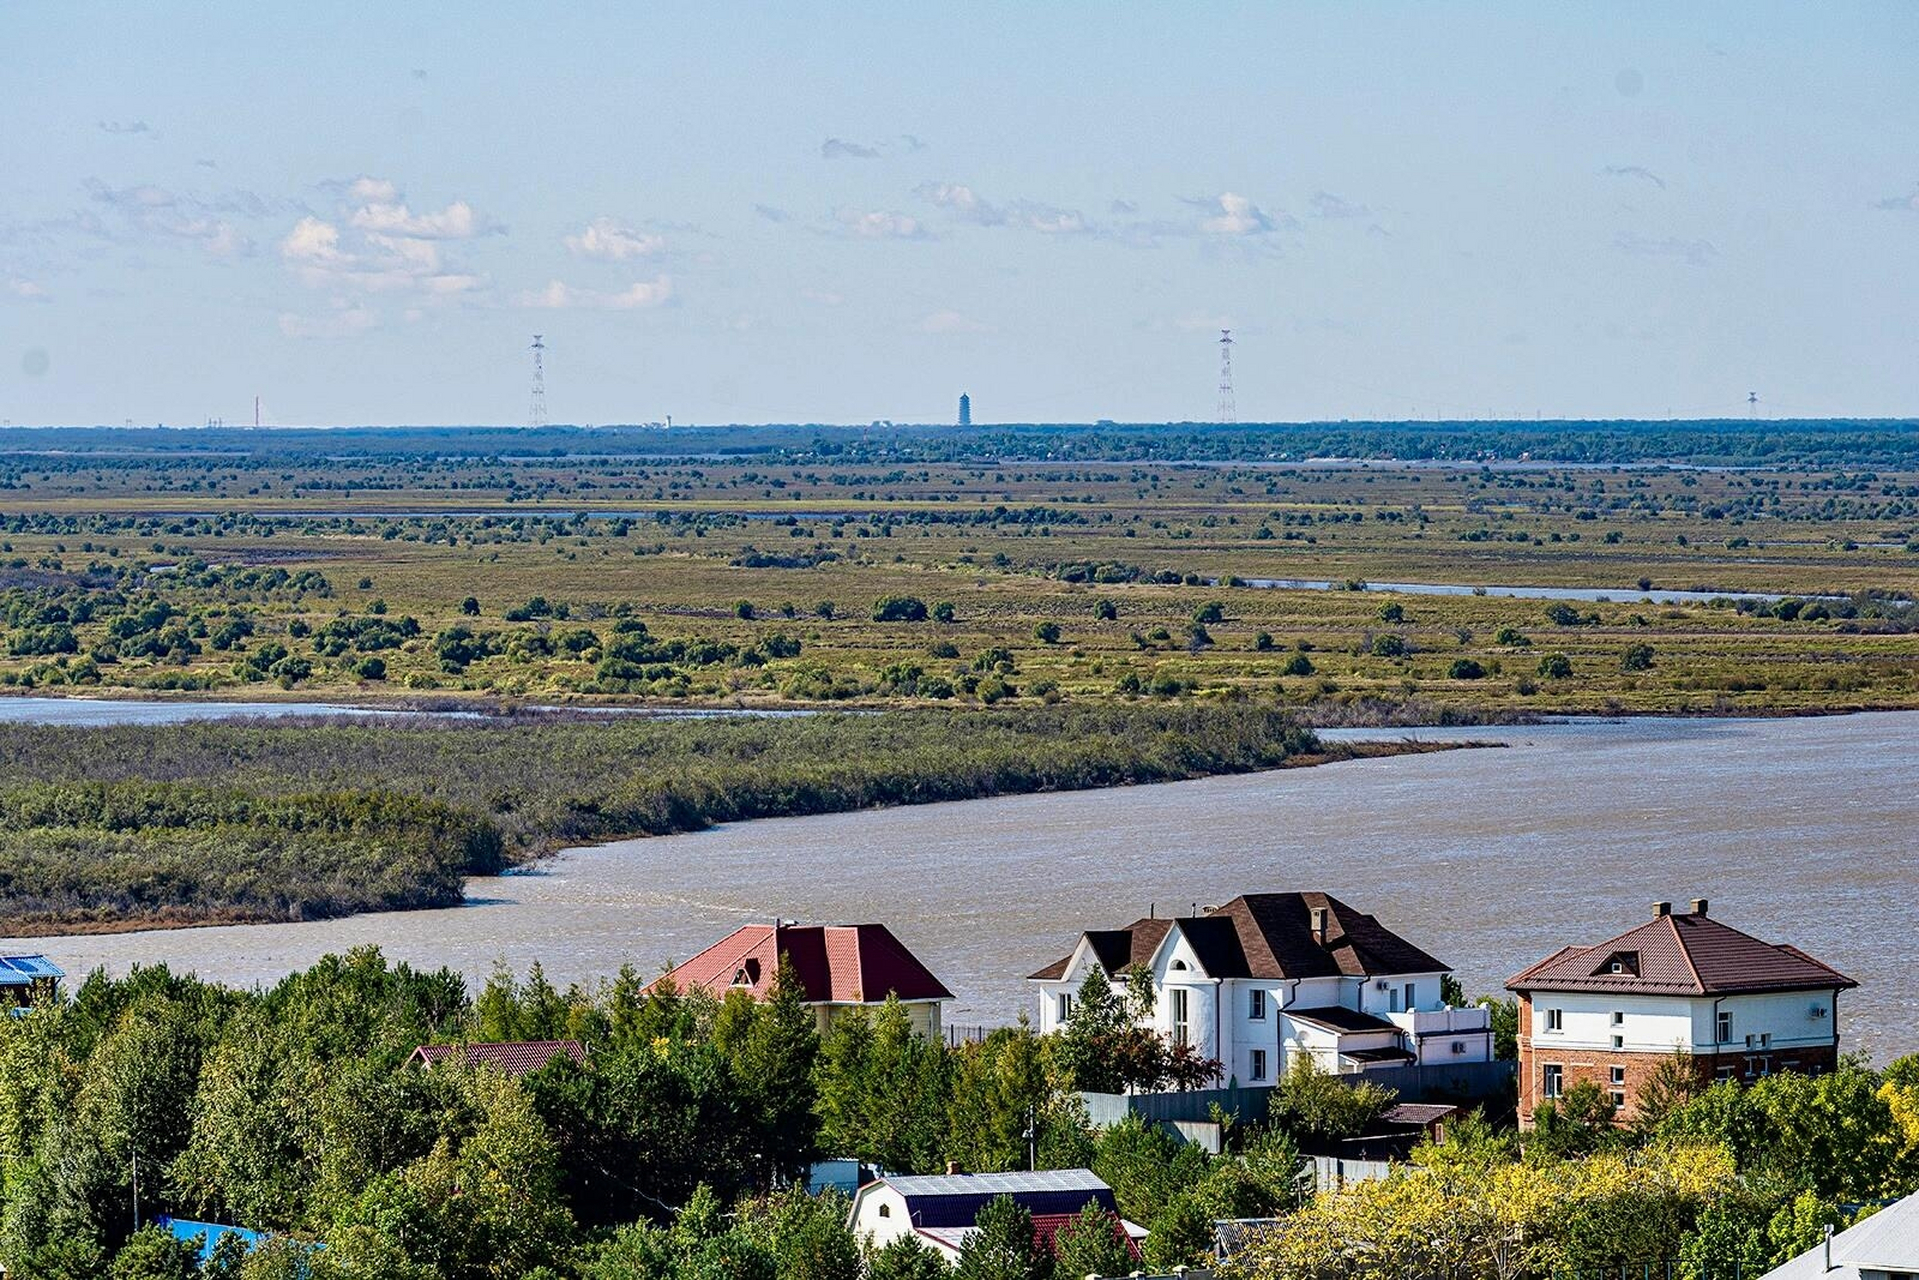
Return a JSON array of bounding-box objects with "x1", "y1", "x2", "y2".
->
[
  {"x1": 731, "y1": 958, "x2": 761, "y2": 987},
  {"x1": 1593, "y1": 950, "x2": 1640, "y2": 978},
  {"x1": 1170, "y1": 959, "x2": 1188, "y2": 971}
]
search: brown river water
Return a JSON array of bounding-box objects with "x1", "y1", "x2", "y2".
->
[{"x1": 4, "y1": 713, "x2": 1915, "y2": 1061}]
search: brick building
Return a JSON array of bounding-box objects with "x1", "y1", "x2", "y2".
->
[{"x1": 1507, "y1": 899, "x2": 1854, "y2": 1127}]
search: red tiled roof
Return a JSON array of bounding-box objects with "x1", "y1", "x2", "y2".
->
[
  {"x1": 644, "y1": 922, "x2": 954, "y2": 1005},
  {"x1": 409, "y1": 1039, "x2": 585, "y2": 1077},
  {"x1": 1028, "y1": 892, "x2": 1447, "y2": 982},
  {"x1": 1031, "y1": 1210, "x2": 1142, "y2": 1263},
  {"x1": 1507, "y1": 909, "x2": 1856, "y2": 996}
]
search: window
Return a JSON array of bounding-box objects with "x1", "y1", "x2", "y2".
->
[
  {"x1": 1611, "y1": 1010, "x2": 1624, "y2": 1026},
  {"x1": 878, "y1": 1204, "x2": 890, "y2": 1219},
  {"x1": 1612, "y1": 1034, "x2": 1624, "y2": 1049},
  {"x1": 1543, "y1": 1064, "x2": 1564, "y2": 1100},
  {"x1": 1717, "y1": 1010, "x2": 1734, "y2": 1043},
  {"x1": 1171, "y1": 988, "x2": 1191, "y2": 1046},
  {"x1": 1250, "y1": 1049, "x2": 1268, "y2": 1081},
  {"x1": 1249, "y1": 988, "x2": 1267, "y2": 1021},
  {"x1": 1610, "y1": 1090, "x2": 1626, "y2": 1111},
  {"x1": 1403, "y1": 982, "x2": 1417, "y2": 1011},
  {"x1": 1609, "y1": 1066, "x2": 1626, "y2": 1085},
  {"x1": 1545, "y1": 1008, "x2": 1563, "y2": 1032},
  {"x1": 1057, "y1": 993, "x2": 1072, "y2": 1022},
  {"x1": 1451, "y1": 1041, "x2": 1466, "y2": 1055}
]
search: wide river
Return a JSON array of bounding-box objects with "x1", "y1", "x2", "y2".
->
[{"x1": 5, "y1": 712, "x2": 1915, "y2": 1060}]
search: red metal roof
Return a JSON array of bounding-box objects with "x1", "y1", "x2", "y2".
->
[
  {"x1": 409, "y1": 1039, "x2": 585, "y2": 1077},
  {"x1": 644, "y1": 922, "x2": 954, "y2": 1004},
  {"x1": 1507, "y1": 909, "x2": 1856, "y2": 996}
]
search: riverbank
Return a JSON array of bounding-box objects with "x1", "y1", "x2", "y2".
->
[{"x1": 0, "y1": 702, "x2": 1461, "y2": 936}]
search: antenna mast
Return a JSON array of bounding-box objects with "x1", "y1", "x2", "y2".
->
[
  {"x1": 1217, "y1": 329, "x2": 1236, "y2": 424},
  {"x1": 529, "y1": 335, "x2": 548, "y2": 427}
]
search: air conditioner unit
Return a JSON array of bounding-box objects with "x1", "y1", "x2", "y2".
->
[
  {"x1": 1451, "y1": 1041, "x2": 1466, "y2": 1055},
  {"x1": 1810, "y1": 1005, "x2": 1828, "y2": 1019},
  {"x1": 1375, "y1": 981, "x2": 1390, "y2": 991}
]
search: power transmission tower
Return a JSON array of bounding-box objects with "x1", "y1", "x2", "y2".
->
[
  {"x1": 529, "y1": 335, "x2": 548, "y2": 427},
  {"x1": 1747, "y1": 390, "x2": 1758, "y2": 418},
  {"x1": 1217, "y1": 329, "x2": 1236, "y2": 424}
]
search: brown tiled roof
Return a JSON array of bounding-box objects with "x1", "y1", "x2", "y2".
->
[
  {"x1": 1028, "y1": 892, "x2": 1448, "y2": 983},
  {"x1": 1506, "y1": 910, "x2": 1856, "y2": 996},
  {"x1": 644, "y1": 922, "x2": 954, "y2": 1004},
  {"x1": 1285, "y1": 1005, "x2": 1401, "y2": 1034},
  {"x1": 410, "y1": 1039, "x2": 585, "y2": 1077}
]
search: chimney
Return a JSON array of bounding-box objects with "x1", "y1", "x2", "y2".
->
[
  {"x1": 1689, "y1": 898, "x2": 1709, "y2": 917},
  {"x1": 1652, "y1": 901, "x2": 1672, "y2": 918},
  {"x1": 945, "y1": 1161, "x2": 961, "y2": 1176},
  {"x1": 1310, "y1": 907, "x2": 1329, "y2": 945}
]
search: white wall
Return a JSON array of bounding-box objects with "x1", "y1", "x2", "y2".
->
[
  {"x1": 848, "y1": 1185, "x2": 913, "y2": 1251},
  {"x1": 1526, "y1": 988, "x2": 1840, "y2": 1055}
]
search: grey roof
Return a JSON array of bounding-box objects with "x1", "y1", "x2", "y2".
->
[
  {"x1": 884, "y1": 1169, "x2": 1110, "y2": 1200},
  {"x1": 0, "y1": 956, "x2": 64, "y2": 987},
  {"x1": 1761, "y1": 1191, "x2": 1919, "y2": 1280}
]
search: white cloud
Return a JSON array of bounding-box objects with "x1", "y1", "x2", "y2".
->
[
  {"x1": 9, "y1": 279, "x2": 51, "y2": 303},
  {"x1": 280, "y1": 183, "x2": 494, "y2": 297},
  {"x1": 837, "y1": 208, "x2": 928, "y2": 240},
  {"x1": 1198, "y1": 192, "x2": 1276, "y2": 236},
  {"x1": 916, "y1": 308, "x2": 990, "y2": 334},
  {"x1": 520, "y1": 276, "x2": 673, "y2": 310},
  {"x1": 917, "y1": 182, "x2": 1091, "y2": 234},
  {"x1": 350, "y1": 197, "x2": 490, "y2": 239},
  {"x1": 802, "y1": 288, "x2": 845, "y2": 306},
  {"x1": 564, "y1": 217, "x2": 665, "y2": 260},
  {"x1": 278, "y1": 304, "x2": 378, "y2": 338}
]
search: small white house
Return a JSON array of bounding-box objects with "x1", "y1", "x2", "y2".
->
[
  {"x1": 1758, "y1": 1189, "x2": 1919, "y2": 1280},
  {"x1": 1027, "y1": 893, "x2": 1491, "y2": 1085},
  {"x1": 847, "y1": 1169, "x2": 1145, "y2": 1264}
]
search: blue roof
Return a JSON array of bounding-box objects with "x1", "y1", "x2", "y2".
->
[
  {"x1": 0, "y1": 956, "x2": 64, "y2": 987},
  {"x1": 152, "y1": 1218, "x2": 265, "y2": 1263}
]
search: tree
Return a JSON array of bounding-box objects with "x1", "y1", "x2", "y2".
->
[
  {"x1": 1537, "y1": 652, "x2": 1574, "y2": 679},
  {"x1": 932, "y1": 601, "x2": 957, "y2": 623},
  {"x1": 1093, "y1": 599, "x2": 1117, "y2": 621},
  {"x1": 1269, "y1": 1057, "x2": 1397, "y2": 1143},
  {"x1": 946, "y1": 1024, "x2": 1049, "y2": 1174},
  {"x1": 1052, "y1": 1201, "x2": 1132, "y2": 1278},
  {"x1": 1193, "y1": 601, "x2": 1225, "y2": 624},
  {"x1": 1622, "y1": 643, "x2": 1656, "y2": 671},
  {"x1": 1376, "y1": 602, "x2": 1405, "y2": 623},
  {"x1": 108, "y1": 1226, "x2": 203, "y2": 1280},
  {"x1": 955, "y1": 1195, "x2": 1051, "y2": 1280},
  {"x1": 459, "y1": 596, "x2": 481, "y2": 616},
  {"x1": 712, "y1": 955, "x2": 821, "y2": 1184},
  {"x1": 814, "y1": 998, "x2": 950, "y2": 1174},
  {"x1": 873, "y1": 595, "x2": 929, "y2": 623},
  {"x1": 1633, "y1": 1050, "x2": 1702, "y2": 1132},
  {"x1": 1032, "y1": 621, "x2": 1061, "y2": 644},
  {"x1": 867, "y1": 1236, "x2": 949, "y2": 1280}
]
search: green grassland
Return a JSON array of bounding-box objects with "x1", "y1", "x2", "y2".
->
[{"x1": 2, "y1": 440, "x2": 1915, "y2": 718}]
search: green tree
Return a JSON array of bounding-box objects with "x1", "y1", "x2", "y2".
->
[
  {"x1": 109, "y1": 1225, "x2": 203, "y2": 1280},
  {"x1": 955, "y1": 1195, "x2": 1051, "y2": 1280},
  {"x1": 867, "y1": 1235, "x2": 949, "y2": 1280},
  {"x1": 1052, "y1": 1201, "x2": 1132, "y2": 1278},
  {"x1": 1269, "y1": 1057, "x2": 1397, "y2": 1143}
]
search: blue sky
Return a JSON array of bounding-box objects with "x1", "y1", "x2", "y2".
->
[{"x1": 3, "y1": 3, "x2": 1916, "y2": 427}]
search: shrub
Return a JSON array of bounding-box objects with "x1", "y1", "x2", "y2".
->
[
  {"x1": 1448, "y1": 658, "x2": 1485, "y2": 679},
  {"x1": 1094, "y1": 598, "x2": 1118, "y2": 621},
  {"x1": 931, "y1": 601, "x2": 956, "y2": 623},
  {"x1": 1281, "y1": 653, "x2": 1315, "y2": 677},
  {"x1": 1622, "y1": 643, "x2": 1656, "y2": 672},
  {"x1": 1494, "y1": 626, "x2": 1530, "y2": 647},
  {"x1": 1253, "y1": 631, "x2": 1274, "y2": 651},
  {"x1": 872, "y1": 595, "x2": 929, "y2": 623},
  {"x1": 1370, "y1": 634, "x2": 1406, "y2": 658},
  {"x1": 1376, "y1": 601, "x2": 1404, "y2": 623},
  {"x1": 1033, "y1": 621, "x2": 1061, "y2": 644},
  {"x1": 1193, "y1": 601, "x2": 1225, "y2": 624},
  {"x1": 460, "y1": 596, "x2": 481, "y2": 615},
  {"x1": 1537, "y1": 653, "x2": 1574, "y2": 679}
]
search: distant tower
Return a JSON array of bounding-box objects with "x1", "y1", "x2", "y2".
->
[
  {"x1": 253, "y1": 395, "x2": 261, "y2": 429},
  {"x1": 1747, "y1": 390, "x2": 1759, "y2": 418},
  {"x1": 529, "y1": 335, "x2": 548, "y2": 428},
  {"x1": 958, "y1": 392, "x2": 972, "y2": 427},
  {"x1": 1216, "y1": 329, "x2": 1236, "y2": 424}
]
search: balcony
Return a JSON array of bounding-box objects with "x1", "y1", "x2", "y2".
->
[{"x1": 1387, "y1": 1006, "x2": 1492, "y2": 1038}]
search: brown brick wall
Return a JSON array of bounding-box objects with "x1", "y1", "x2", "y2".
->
[{"x1": 1516, "y1": 994, "x2": 1839, "y2": 1127}]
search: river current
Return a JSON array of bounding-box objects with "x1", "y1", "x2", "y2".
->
[{"x1": 3, "y1": 712, "x2": 1914, "y2": 1060}]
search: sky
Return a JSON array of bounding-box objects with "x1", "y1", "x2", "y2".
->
[{"x1": 2, "y1": 3, "x2": 1917, "y2": 428}]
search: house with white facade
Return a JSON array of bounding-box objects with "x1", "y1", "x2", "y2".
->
[
  {"x1": 1027, "y1": 893, "x2": 1492, "y2": 1087},
  {"x1": 1508, "y1": 899, "x2": 1856, "y2": 1127},
  {"x1": 847, "y1": 1169, "x2": 1144, "y2": 1265}
]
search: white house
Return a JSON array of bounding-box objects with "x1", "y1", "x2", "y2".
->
[
  {"x1": 1759, "y1": 1190, "x2": 1919, "y2": 1280},
  {"x1": 1027, "y1": 893, "x2": 1492, "y2": 1086},
  {"x1": 1508, "y1": 899, "x2": 1855, "y2": 1127},
  {"x1": 847, "y1": 1169, "x2": 1145, "y2": 1265}
]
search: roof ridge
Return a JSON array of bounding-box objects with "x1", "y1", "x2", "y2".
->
[{"x1": 1667, "y1": 914, "x2": 1706, "y2": 993}]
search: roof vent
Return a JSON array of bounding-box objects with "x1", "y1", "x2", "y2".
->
[
  {"x1": 1689, "y1": 898, "x2": 1709, "y2": 917},
  {"x1": 1652, "y1": 901, "x2": 1671, "y2": 918}
]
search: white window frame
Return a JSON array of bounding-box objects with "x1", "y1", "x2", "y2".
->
[
  {"x1": 1545, "y1": 1007, "x2": 1563, "y2": 1032},
  {"x1": 1170, "y1": 988, "x2": 1191, "y2": 1046},
  {"x1": 1543, "y1": 1063, "x2": 1564, "y2": 1100},
  {"x1": 1250, "y1": 1048, "x2": 1268, "y2": 1081},
  {"x1": 1249, "y1": 988, "x2": 1267, "y2": 1021},
  {"x1": 1717, "y1": 1010, "x2": 1734, "y2": 1044},
  {"x1": 1057, "y1": 992, "x2": 1073, "y2": 1022}
]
